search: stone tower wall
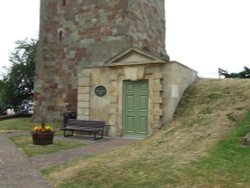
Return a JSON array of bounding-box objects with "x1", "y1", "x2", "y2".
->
[
  {"x1": 34, "y1": 0, "x2": 166, "y2": 121},
  {"x1": 127, "y1": 0, "x2": 165, "y2": 54}
]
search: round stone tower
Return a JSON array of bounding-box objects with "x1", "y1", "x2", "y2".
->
[{"x1": 34, "y1": 0, "x2": 167, "y2": 121}]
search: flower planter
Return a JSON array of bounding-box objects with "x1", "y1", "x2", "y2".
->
[{"x1": 32, "y1": 131, "x2": 54, "y2": 145}]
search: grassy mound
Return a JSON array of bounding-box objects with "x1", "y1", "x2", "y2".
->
[{"x1": 43, "y1": 78, "x2": 250, "y2": 187}]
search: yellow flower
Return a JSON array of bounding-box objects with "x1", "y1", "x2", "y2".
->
[
  {"x1": 33, "y1": 126, "x2": 39, "y2": 131},
  {"x1": 33, "y1": 124, "x2": 54, "y2": 132},
  {"x1": 45, "y1": 125, "x2": 53, "y2": 132}
]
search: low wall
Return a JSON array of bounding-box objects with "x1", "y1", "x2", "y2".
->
[{"x1": 162, "y1": 61, "x2": 198, "y2": 123}]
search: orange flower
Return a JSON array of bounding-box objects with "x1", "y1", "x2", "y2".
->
[{"x1": 33, "y1": 124, "x2": 54, "y2": 133}]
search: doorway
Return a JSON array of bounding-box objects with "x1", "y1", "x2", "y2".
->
[{"x1": 123, "y1": 80, "x2": 149, "y2": 137}]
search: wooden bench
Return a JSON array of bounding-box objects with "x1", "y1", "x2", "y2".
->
[{"x1": 60, "y1": 119, "x2": 106, "y2": 140}]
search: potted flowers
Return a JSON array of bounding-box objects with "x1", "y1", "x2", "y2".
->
[{"x1": 32, "y1": 123, "x2": 54, "y2": 145}]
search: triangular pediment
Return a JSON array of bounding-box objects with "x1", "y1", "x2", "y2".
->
[{"x1": 104, "y1": 48, "x2": 165, "y2": 67}]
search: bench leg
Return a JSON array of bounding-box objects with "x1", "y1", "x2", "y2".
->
[
  {"x1": 99, "y1": 130, "x2": 103, "y2": 139},
  {"x1": 64, "y1": 130, "x2": 74, "y2": 137},
  {"x1": 93, "y1": 131, "x2": 103, "y2": 140}
]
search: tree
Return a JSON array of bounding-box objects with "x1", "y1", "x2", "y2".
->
[
  {"x1": 218, "y1": 66, "x2": 250, "y2": 78},
  {"x1": 0, "y1": 38, "x2": 37, "y2": 113}
]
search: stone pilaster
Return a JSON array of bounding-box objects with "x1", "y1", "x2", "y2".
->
[
  {"x1": 77, "y1": 71, "x2": 91, "y2": 120},
  {"x1": 152, "y1": 72, "x2": 163, "y2": 129},
  {"x1": 108, "y1": 75, "x2": 120, "y2": 135}
]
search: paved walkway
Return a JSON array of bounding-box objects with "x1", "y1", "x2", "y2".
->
[
  {"x1": 0, "y1": 133, "x2": 136, "y2": 188},
  {"x1": 31, "y1": 136, "x2": 136, "y2": 169},
  {"x1": 0, "y1": 134, "x2": 52, "y2": 188}
]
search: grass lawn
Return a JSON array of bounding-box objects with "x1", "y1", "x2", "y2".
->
[
  {"x1": 42, "y1": 79, "x2": 250, "y2": 188},
  {"x1": 43, "y1": 112, "x2": 250, "y2": 188},
  {"x1": 0, "y1": 118, "x2": 35, "y2": 131},
  {"x1": 0, "y1": 117, "x2": 63, "y2": 131},
  {"x1": 1, "y1": 118, "x2": 85, "y2": 157},
  {"x1": 183, "y1": 111, "x2": 250, "y2": 187},
  {"x1": 0, "y1": 117, "x2": 64, "y2": 136},
  {"x1": 10, "y1": 135, "x2": 85, "y2": 158}
]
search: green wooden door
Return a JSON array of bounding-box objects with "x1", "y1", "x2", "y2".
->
[{"x1": 123, "y1": 80, "x2": 148, "y2": 137}]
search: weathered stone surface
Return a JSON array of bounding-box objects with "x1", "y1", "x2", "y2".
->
[
  {"x1": 34, "y1": 1, "x2": 197, "y2": 138},
  {"x1": 78, "y1": 101, "x2": 90, "y2": 108},
  {"x1": 162, "y1": 62, "x2": 198, "y2": 123},
  {"x1": 78, "y1": 94, "x2": 90, "y2": 101},
  {"x1": 34, "y1": 0, "x2": 166, "y2": 121},
  {"x1": 78, "y1": 77, "x2": 90, "y2": 87},
  {"x1": 153, "y1": 72, "x2": 163, "y2": 79},
  {"x1": 77, "y1": 53, "x2": 198, "y2": 136},
  {"x1": 127, "y1": 0, "x2": 166, "y2": 55},
  {"x1": 78, "y1": 87, "x2": 90, "y2": 94},
  {"x1": 154, "y1": 97, "x2": 163, "y2": 104}
]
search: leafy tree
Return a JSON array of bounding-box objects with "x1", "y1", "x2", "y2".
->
[
  {"x1": 0, "y1": 38, "x2": 37, "y2": 114},
  {"x1": 218, "y1": 66, "x2": 250, "y2": 78}
]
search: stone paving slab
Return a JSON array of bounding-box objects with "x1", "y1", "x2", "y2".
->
[
  {"x1": 0, "y1": 133, "x2": 136, "y2": 188},
  {"x1": 30, "y1": 136, "x2": 136, "y2": 169},
  {"x1": 0, "y1": 135, "x2": 53, "y2": 188}
]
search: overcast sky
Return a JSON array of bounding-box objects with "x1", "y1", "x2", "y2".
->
[{"x1": 0, "y1": 0, "x2": 250, "y2": 78}]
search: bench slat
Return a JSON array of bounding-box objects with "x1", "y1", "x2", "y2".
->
[{"x1": 61, "y1": 119, "x2": 106, "y2": 140}]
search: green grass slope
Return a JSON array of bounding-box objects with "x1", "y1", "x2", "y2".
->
[{"x1": 44, "y1": 78, "x2": 250, "y2": 188}]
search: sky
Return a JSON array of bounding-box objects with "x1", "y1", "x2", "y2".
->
[
  {"x1": 0, "y1": 0, "x2": 40, "y2": 76},
  {"x1": 0, "y1": 0, "x2": 250, "y2": 78}
]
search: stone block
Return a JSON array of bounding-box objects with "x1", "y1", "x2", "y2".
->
[
  {"x1": 78, "y1": 101, "x2": 90, "y2": 108},
  {"x1": 111, "y1": 96, "x2": 118, "y2": 103},
  {"x1": 153, "y1": 109, "x2": 162, "y2": 116},
  {"x1": 109, "y1": 104, "x2": 117, "y2": 111},
  {"x1": 78, "y1": 115, "x2": 89, "y2": 120},
  {"x1": 80, "y1": 38, "x2": 95, "y2": 48},
  {"x1": 82, "y1": 109, "x2": 90, "y2": 116},
  {"x1": 154, "y1": 104, "x2": 161, "y2": 109},
  {"x1": 111, "y1": 81, "x2": 118, "y2": 89},
  {"x1": 153, "y1": 72, "x2": 163, "y2": 79},
  {"x1": 109, "y1": 106, "x2": 117, "y2": 114},
  {"x1": 68, "y1": 51, "x2": 76, "y2": 59},
  {"x1": 78, "y1": 77, "x2": 90, "y2": 87},
  {"x1": 111, "y1": 91, "x2": 118, "y2": 97},
  {"x1": 79, "y1": 71, "x2": 91, "y2": 77},
  {"x1": 110, "y1": 74, "x2": 118, "y2": 81},
  {"x1": 78, "y1": 94, "x2": 90, "y2": 101},
  {"x1": 170, "y1": 85, "x2": 179, "y2": 98},
  {"x1": 154, "y1": 79, "x2": 161, "y2": 86},
  {"x1": 152, "y1": 121, "x2": 162, "y2": 129},
  {"x1": 78, "y1": 108, "x2": 90, "y2": 116},
  {"x1": 154, "y1": 97, "x2": 163, "y2": 104},
  {"x1": 153, "y1": 115, "x2": 160, "y2": 121},
  {"x1": 153, "y1": 92, "x2": 161, "y2": 98},
  {"x1": 109, "y1": 116, "x2": 117, "y2": 126},
  {"x1": 77, "y1": 109, "x2": 83, "y2": 117},
  {"x1": 124, "y1": 66, "x2": 145, "y2": 81},
  {"x1": 78, "y1": 86, "x2": 90, "y2": 94},
  {"x1": 154, "y1": 84, "x2": 163, "y2": 92}
]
